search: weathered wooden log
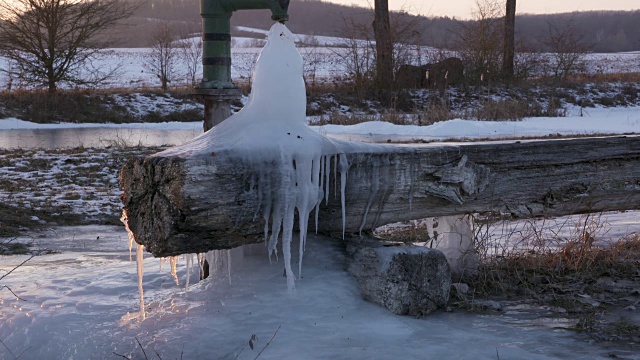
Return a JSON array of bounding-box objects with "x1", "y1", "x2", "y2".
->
[{"x1": 120, "y1": 136, "x2": 640, "y2": 257}]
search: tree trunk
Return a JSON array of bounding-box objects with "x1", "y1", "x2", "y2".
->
[
  {"x1": 47, "y1": 65, "x2": 57, "y2": 93},
  {"x1": 120, "y1": 136, "x2": 640, "y2": 258},
  {"x1": 161, "y1": 76, "x2": 168, "y2": 91},
  {"x1": 373, "y1": 0, "x2": 393, "y2": 90},
  {"x1": 502, "y1": 0, "x2": 516, "y2": 82}
]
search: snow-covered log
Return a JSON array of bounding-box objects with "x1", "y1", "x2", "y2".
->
[{"x1": 120, "y1": 135, "x2": 640, "y2": 258}]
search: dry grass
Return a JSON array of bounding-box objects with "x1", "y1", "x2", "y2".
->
[
  {"x1": 0, "y1": 88, "x2": 203, "y2": 124},
  {"x1": 315, "y1": 110, "x2": 417, "y2": 126},
  {"x1": 527, "y1": 72, "x2": 640, "y2": 86},
  {"x1": 468, "y1": 234, "x2": 640, "y2": 296},
  {"x1": 0, "y1": 237, "x2": 31, "y2": 255},
  {"x1": 418, "y1": 101, "x2": 457, "y2": 125},
  {"x1": 462, "y1": 212, "x2": 640, "y2": 299},
  {"x1": 562, "y1": 72, "x2": 640, "y2": 85},
  {"x1": 314, "y1": 95, "x2": 565, "y2": 125},
  {"x1": 381, "y1": 211, "x2": 640, "y2": 340},
  {"x1": 0, "y1": 147, "x2": 164, "y2": 236},
  {"x1": 468, "y1": 98, "x2": 565, "y2": 121}
]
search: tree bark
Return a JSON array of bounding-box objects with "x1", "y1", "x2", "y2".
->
[
  {"x1": 373, "y1": 0, "x2": 393, "y2": 90},
  {"x1": 503, "y1": 0, "x2": 516, "y2": 82},
  {"x1": 120, "y1": 136, "x2": 640, "y2": 258}
]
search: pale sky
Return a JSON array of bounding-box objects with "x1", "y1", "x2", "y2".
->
[{"x1": 325, "y1": 0, "x2": 639, "y2": 19}]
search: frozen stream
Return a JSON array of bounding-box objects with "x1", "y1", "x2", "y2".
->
[
  {"x1": 1, "y1": 226, "x2": 635, "y2": 359},
  {"x1": 0, "y1": 127, "x2": 202, "y2": 149}
]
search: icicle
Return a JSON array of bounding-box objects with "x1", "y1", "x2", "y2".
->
[
  {"x1": 372, "y1": 155, "x2": 391, "y2": 227},
  {"x1": 252, "y1": 173, "x2": 261, "y2": 222},
  {"x1": 197, "y1": 253, "x2": 205, "y2": 279},
  {"x1": 298, "y1": 231, "x2": 306, "y2": 279},
  {"x1": 334, "y1": 154, "x2": 338, "y2": 199},
  {"x1": 206, "y1": 251, "x2": 215, "y2": 277},
  {"x1": 169, "y1": 256, "x2": 179, "y2": 285},
  {"x1": 298, "y1": 193, "x2": 309, "y2": 279},
  {"x1": 136, "y1": 244, "x2": 145, "y2": 320},
  {"x1": 427, "y1": 217, "x2": 435, "y2": 247},
  {"x1": 309, "y1": 154, "x2": 321, "y2": 242},
  {"x1": 263, "y1": 218, "x2": 271, "y2": 245},
  {"x1": 325, "y1": 155, "x2": 331, "y2": 205},
  {"x1": 359, "y1": 158, "x2": 380, "y2": 236},
  {"x1": 268, "y1": 211, "x2": 283, "y2": 263},
  {"x1": 185, "y1": 255, "x2": 192, "y2": 289},
  {"x1": 226, "y1": 250, "x2": 232, "y2": 285},
  {"x1": 409, "y1": 152, "x2": 415, "y2": 211},
  {"x1": 121, "y1": 210, "x2": 135, "y2": 262},
  {"x1": 268, "y1": 159, "x2": 294, "y2": 263},
  {"x1": 339, "y1": 153, "x2": 348, "y2": 239},
  {"x1": 281, "y1": 190, "x2": 297, "y2": 289},
  {"x1": 315, "y1": 155, "x2": 323, "y2": 234}
]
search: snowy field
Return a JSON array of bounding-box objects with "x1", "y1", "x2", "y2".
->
[
  {"x1": 1, "y1": 24, "x2": 640, "y2": 360},
  {"x1": 0, "y1": 26, "x2": 638, "y2": 90},
  {"x1": 9, "y1": 47, "x2": 634, "y2": 90}
]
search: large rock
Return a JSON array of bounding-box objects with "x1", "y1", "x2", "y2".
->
[{"x1": 347, "y1": 242, "x2": 451, "y2": 316}]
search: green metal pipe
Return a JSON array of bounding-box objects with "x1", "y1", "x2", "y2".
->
[{"x1": 198, "y1": 0, "x2": 290, "y2": 89}]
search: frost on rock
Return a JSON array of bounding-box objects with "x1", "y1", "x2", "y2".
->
[{"x1": 155, "y1": 23, "x2": 352, "y2": 289}]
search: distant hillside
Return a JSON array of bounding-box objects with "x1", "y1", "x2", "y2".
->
[
  {"x1": 118, "y1": 0, "x2": 640, "y2": 53},
  {"x1": 518, "y1": 11, "x2": 640, "y2": 53}
]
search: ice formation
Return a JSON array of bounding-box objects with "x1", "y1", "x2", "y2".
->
[
  {"x1": 122, "y1": 209, "x2": 147, "y2": 320},
  {"x1": 136, "y1": 243, "x2": 145, "y2": 320},
  {"x1": 156, "y1": 23, "x2": 350, "y2": 289}
]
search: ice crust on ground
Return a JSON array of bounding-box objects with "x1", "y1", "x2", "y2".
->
[
  {"x1": 157, "y1": 23, "x2": 358, "y2": 289},
  {"x1": 4, "y1": 226, "x2": 631, "y2": 359}
]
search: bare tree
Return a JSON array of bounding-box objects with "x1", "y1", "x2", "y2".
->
[
  {"x1": 502, "y1": 0, "x2": 516, "y2": 82},
  {"x1": 0, "y1": 0, "x2": 138, "y2": 93},
  {"x1": 512, "y1": 38, "x2": 544, "y2": 80},
  {"x1": 146, "y1": 22, "x2": 180, "y2": 91},
  {"x1": 455, "y1": 0, "x2": 504, "y2": 84},
  {"x1": 179, "y1": 35, "x2": 202, "y2": 88},
  {"x1": 544, "y1": 17, "x2": 592, "y2": 81},
  {"x1": 333, "y1": 14, "x2": 376, "y2": 96},
  {"x1": 334, "y1": 7, "x2": 423, "y2": 95},
  {"x1": 390, "y1": 11, "x2": 424, "y2": 74},
  {"x1": 299, "y1": 35, "x2": 326, "y2": 88}
]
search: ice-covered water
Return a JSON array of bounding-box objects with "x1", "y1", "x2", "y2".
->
[
  {"x1": 0, "y1": 127, "x2": 201, "y2": 149},
  {"x1": 1, "y1": 225, "x2": 634, "y2": 359}
]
